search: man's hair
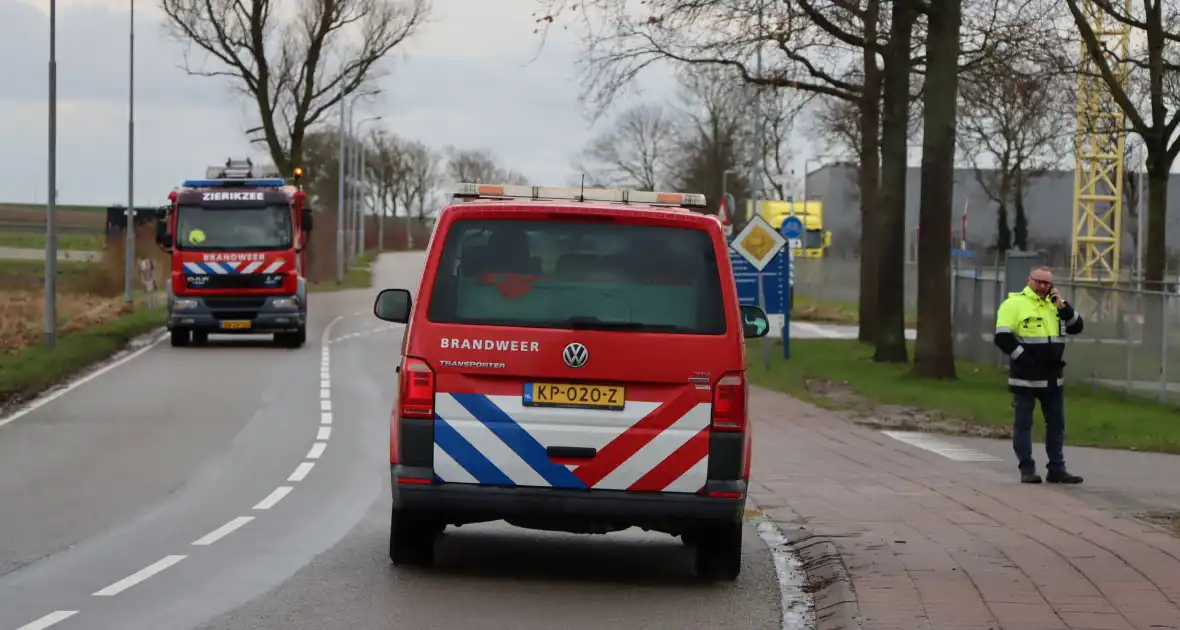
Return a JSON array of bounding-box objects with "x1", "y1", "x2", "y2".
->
[{"x1": 1029, "y1": 265, "x2": 1053, "y2": 275}]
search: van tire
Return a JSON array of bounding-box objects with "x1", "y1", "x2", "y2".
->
[
  {"x1": 389, "y1": 508, "x2": 435, "y2": 567},
  {"x1": 170, "y1": 329, "x2": 190, "y2": 347},
  {"x1": 192, "y1": 331, "x2": 209, "y2": 345},
  {"x1": 694, "y1": 523, "x2": 742, "y2": 581},
  {"x1": 275, "y1": 328, "x2": 306, "y2": 348}
]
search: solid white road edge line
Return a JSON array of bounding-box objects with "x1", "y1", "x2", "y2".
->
[
  {"x1": 192, "y1": 516, "x2": 255, "y2": 546},
  {"x1": 752, "y1": 514, "x2": 815, "y2": 630},
  {"x1": 92, "y1": 555, "x2": 187, "y2": 597},
  {"x1": 0, "y1": 330, "x2": 168, "y2": 430},
  {"x1": 253, "y1": 486, "x2": 294, "y2": 510},
  {"x1": 14, "y1": 611, "x2": 79, "y2": 630}
]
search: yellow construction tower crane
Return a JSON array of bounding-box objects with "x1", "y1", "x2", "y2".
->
[{"x1": 1070, "y1": 0, "x2": 1130, "y2": 285}]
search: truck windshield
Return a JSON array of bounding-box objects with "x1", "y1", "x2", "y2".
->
[
  {"x1": 803, "y1": 229, "x2": 824, "y2": 250},
  {"x1": 427, "y1": 218, "x2": 727, "y2": 334},
  {"x1": 176, "y1": 205, "x2": 292, "y2": 250}
]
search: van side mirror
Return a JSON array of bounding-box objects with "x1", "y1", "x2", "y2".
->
[
  {"x1": 740, "y1": 305, "x2": 769, "y2": 339},
  {"x1": 374, "y1": 288, "x2": 412, "y2": 323},
  {"x1": 302, "y1": 208, "x2": 314, "y2": 232},
  {"x1": 824, "y1": 231, "x2": 832, "y2": 248}
]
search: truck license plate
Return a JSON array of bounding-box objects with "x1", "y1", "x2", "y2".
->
[{"x1": 220, "y1": 320, "x2": 252, "y2": 330}]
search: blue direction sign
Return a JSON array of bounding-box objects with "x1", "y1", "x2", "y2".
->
[
  {"x1": 780, "y1": 215, "x2": 804, "y2": 240},
  {"x1": 727, "y1": 235, "x2": 787, "y2": 315}
]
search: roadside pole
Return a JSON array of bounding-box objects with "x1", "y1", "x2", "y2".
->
[
  {"x1": 780, "y1": 204, "x2": 804, "y2": 360},
  {"x1": 44, "y1": 0, "x2": 59, "y2": 348}
]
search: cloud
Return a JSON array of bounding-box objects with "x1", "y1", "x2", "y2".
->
[{"x1": 0, "y1": 0, "x2": 676, "y2": 206}]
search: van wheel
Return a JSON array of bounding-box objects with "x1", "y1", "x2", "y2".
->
[
  {"x1": 694, "y1": 522, "x2": 742, "y2": 581},
  {"x1": 390, "y1": 508, "x2": 435, "y2": 567},
  {"x1": 192, "y1": 331, "x2": 209, "y2": 345},
  {"x1": 275, "y1": 328, "x2": 306, "y2": 348},
  {"x1": 170, "y1": 329, "x2": 190, "y2": 347}
]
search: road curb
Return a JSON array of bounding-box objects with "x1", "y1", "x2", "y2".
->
[{"x1": 783, "y1": 526, "x2": 862, "y2": 630}]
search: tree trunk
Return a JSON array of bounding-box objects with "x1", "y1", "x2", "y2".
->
[
  {"x1": 1142, "y1": 154, "x2": 1170, "y2": 348},
  {"x1": 912, "y1": 0, "x2": 961, "y2": 379},
  {"x1": 873, "y1": 0, "x2": 916, "y2": 363},
  {"x1": 857, "y1": 2, "x2": 883, "y2": 345},
  {"x1": 996, "y1": 203, "x2": 1011, "y2": 252},
  {"x1": 1013, "y1": 193, "x2": 1028, "y2": 250}
]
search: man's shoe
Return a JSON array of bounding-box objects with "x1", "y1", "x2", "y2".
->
[
  {"x1": 1046, "y1": 470, "x2": 1083, "y2": 484},
  {"x1": 1020, "y1": 472, "x2": 1043, "y2": 484}
]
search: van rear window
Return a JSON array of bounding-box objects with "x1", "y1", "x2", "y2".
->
[{"x1": 426, "y1": 219, "x2": 727, "y2": 334}]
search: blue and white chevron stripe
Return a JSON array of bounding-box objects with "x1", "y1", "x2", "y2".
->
[{"x1": 182, "y1": 260, "x2": 285, "y2": 275}]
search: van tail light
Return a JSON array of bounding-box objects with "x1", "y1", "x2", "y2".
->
[
  {"x1": 711, "y1": 371, "x2": 747, "y2": 432},
  {"x1": 399, "y1": 356, "x2": 436, "y2": 419}
]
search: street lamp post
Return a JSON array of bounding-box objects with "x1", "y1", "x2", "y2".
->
[
  {"x1": 354, "y1": 116, "x2": 381, "y2": 259},
  {"x1": 335, "y1": 92, "x2": 347, "y2": 284},
  {"x1": 124, "y1": 0, "x2": 136, "y2": 306},
  {"x1": 44, "y1": 0, "x2": 59, "y2": 348}
]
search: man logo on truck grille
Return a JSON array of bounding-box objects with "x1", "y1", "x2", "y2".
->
[{"x1": 563, "y1": 342, "x2": 589, "y2": 368}]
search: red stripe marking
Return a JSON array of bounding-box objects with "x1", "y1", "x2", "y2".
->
[
  {"x1": 572, "y1": 390, "x2": 698, "y2": 487},
  {"x1": 627, "y1": 427, "x2": 709, "y2": 492}
]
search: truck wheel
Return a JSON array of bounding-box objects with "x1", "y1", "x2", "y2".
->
[
  {"x1": 170, "y1": 329, "x2": 190, "y2": 347},
  {"x1": 192, "y1": 331, "x2": 209, "y2": 345},
  {"x1": 694, "y1": 522, "x2": 742, "y2": 581},
  {"x1": 275, "y1": 329, "x2": 306, "y2": 348},
  {"x1": 389, "y1": 507, "x2": 435, "y2": 567}
]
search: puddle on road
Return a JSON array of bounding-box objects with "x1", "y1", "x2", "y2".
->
[{"x1": 753, "y1": 516, "x2": 815, "y2": 630}]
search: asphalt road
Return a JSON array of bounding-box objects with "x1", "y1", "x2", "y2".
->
[{"x1": 0, "y1": 252, "x2": 785, "y2": 630}]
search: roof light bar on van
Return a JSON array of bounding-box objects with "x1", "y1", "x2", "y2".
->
[{"x1": 451, "y1": 182, "x2": 707, "y2": 208}]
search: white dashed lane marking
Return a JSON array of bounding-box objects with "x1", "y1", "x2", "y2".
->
[
  {"x1": 192, "y1": 516, "x2": 255, "y2": 546},
  {"x1": 288, "y1": 462, "x2": 315, "y2": 482},
  {"x1": 14, "y1": 611, "x2": 78, "y2": 630},
  {"x1": 253, "y1": 486, "x2": 293, "y2": 510},
  {"x1": 317, "y1": 426, "x2": 332, "y2": 440},
  {"x1": 307, "y1": 442, "x2": 327, "y2": 460},
  {"x1": 881, "y1": 430, "x2": 1003, "y2": 462},
  {"x1": 93, "y1": 555, "x2": 188, "y2": 597}
]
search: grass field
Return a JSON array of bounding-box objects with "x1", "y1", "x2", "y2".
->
[
  {"x1": 308, "y1": 250, "x2": 377, "y2": 292},
  {"x1": 747, "y1": 338, "x2": 1180, "y2": 454},
  {"x1": 0, "y1": 202, "x2": 109, "y2": 240},
  {"x1": 0, "y1": 232, "x2": 105, "y2": 251},
  {"x1": 792, "y1": 295, "x2": 918, "y2": 328}
]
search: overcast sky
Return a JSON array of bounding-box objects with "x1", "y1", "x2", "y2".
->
[{"x1": 0, "y1": 0, "x2": 685, "y2": 206}]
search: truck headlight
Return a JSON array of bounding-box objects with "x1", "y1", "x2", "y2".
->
[
  {"x1": 270, "y1": 297, "x2": 299, "y2": 309},
  {"x1": 172, "y1": 298, "x2": 199, "y2": 309}
]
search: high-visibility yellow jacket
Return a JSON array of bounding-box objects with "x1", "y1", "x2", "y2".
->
[{"x1": 993, "y1": 286, "x2": 1084, "y2": 392}]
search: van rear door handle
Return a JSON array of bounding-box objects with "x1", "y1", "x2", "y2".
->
[{"x1": 546, "y1": 446, "x2": 596, "y2": 460}]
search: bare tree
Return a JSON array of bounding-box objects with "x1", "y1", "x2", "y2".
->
[
  {"x1": 367, "y1": 128, "x2": 406, "y2": 221},
  {"x1": 959, "y1": 60, "x2": 1071, "y2": 255},
  {"x1": 1062, "y1": 0, "x2": 1180, "y2": 295},
  {"x1": 670, "y1": 67, "x2": 755, "y2": 215},
  {"x1": 397, "y1": 141, "x2": 442, "y2": 218},
  {"x1": 161, "y1": 0, "x2": 428, "y2": 176},
  {"x1": 760, "y1": 85, "x2": 814, "y2": 200},
  {"x1": 443, "y1": 148, "x2": 529, "y2": 185},
  {"x1": 573, "y1": 103, "x2": 681, "y2": 190}
]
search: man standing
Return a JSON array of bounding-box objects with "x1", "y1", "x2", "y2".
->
[{"x1": 993, "y1": 266, "x2": 1085, "y2": 484}]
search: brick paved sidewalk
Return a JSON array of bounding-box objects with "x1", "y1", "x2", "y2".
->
[{"x1": 748, "y1": 387, "x2": 1180, "y2": 630}]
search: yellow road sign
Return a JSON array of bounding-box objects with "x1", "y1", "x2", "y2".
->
[{"x1": 730, "y1": 214, "x2": 786, "y2": 271}]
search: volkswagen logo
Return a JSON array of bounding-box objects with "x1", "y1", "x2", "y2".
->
[{"x1": 562, "y1": 342, "x2": 589, "y2": 368}]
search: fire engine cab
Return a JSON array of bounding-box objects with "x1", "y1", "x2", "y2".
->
[{"x1": 155, "y1": 158, "x2": 314, "y2": 348}]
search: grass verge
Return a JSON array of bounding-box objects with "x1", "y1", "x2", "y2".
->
[
  {"x1": 308, "y1": 250, "x2": 377, "y2": 293},
  {"x1": 0, "y1": 231, "x2": 105, "y2": 251},
  {"x1": 792, "y1": 295, "x2": 917, "y2": 328},
  {"x1": 0, "y1": 306, "x2": 166, "y2": 407},
  {"x1": 746, "y1": 338, "x2": 1180, "y2": 454}
]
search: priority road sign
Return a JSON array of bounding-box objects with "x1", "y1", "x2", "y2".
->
[
  {"x1": 781, "y1": 215, "x2": 803, "y2": 240},
  {"x1": 730, "y1": 214, "x2": 787, "y2": 272}
]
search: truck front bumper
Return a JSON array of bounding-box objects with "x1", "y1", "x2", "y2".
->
[{"x1": 167, "y1": 294, "x2": 305, "y2": 333}]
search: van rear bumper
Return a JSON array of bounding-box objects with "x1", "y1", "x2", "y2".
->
[{"x1": 391, "y1": 465, "x2": 745, "y2": 530}]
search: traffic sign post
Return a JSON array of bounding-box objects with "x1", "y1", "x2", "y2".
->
[
  {"x1": 729, "y1": 214, "x2": 788, "y2": 370},
  {"x1": 778, "y1": 217, "x2": 804, "y2": 359}
]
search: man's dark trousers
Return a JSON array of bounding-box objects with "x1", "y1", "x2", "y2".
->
[{"x1": 1012, "y1": 387, "x2": 1065, "y2": 473}]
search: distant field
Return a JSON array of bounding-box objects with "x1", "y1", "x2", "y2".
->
[
  {"x1": 0, "y1": 232, "x2": 105, "y2": 251},
  {"x1": 0, "y1": 202, "x2": 108, "y2": 235}
]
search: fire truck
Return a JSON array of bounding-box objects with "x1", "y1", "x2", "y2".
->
[{"x1": 154, "y1": 158, "x2": 314, "y2": 348}]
